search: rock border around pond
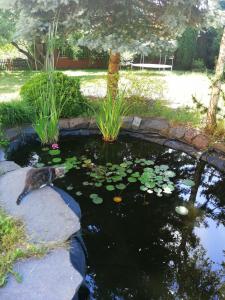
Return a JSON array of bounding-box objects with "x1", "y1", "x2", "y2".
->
[
  {"x1": 4, "y1": 116, "x2": 225, "y2": 173},
  {"x1": 0, "y1": 164, "x2": 87, "y2": 300}
]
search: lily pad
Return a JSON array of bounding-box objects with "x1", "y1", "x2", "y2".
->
[
  {"x1": 164, "y1": 171, "x2": 176, "y2": 178},
  {"x1": 106, "y1": 185, "x2": 115, "y2": 191},
  {"x1": 128, "y1": 177, "x2": 137, "y2": 183},
  {"x1": 52, "y1": 157, "x2": 62, "y2": 163},
  {"x1": 116, "y1": 183, "x2": 126, "y2": 190},
  {"x1": 66, "y1": 185, "x2": 73, "y2": 191},
  {"x1": 92, "y1": 197, "x2": 103, "y2": 205},
  {"x1": 140, "y1": 185, "x2": 148, "y2": 191},
  {"x1": 76, "y1": 191, "x2": 82, "y2": 196},
  {"x1": 48, "y1": 149, "x2": 61, "y2": 156}
]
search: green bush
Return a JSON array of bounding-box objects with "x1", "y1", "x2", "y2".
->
[
  {"x1": 192, "y1": 59, "x2": 206, "y2": 71},
  {"x1": 0, "y1": 101, "x2": 33, "y2": 127},
  {"x1": 20, "y1": 71, "x2": 87, "y2": 118}
]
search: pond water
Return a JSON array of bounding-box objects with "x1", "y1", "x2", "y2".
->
[{"x1": 8, "y1": 135, "x2": 225, "y2": 300}]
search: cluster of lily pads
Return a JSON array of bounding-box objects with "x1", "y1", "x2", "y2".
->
[{"x1": 36, "y1": 148, "x2": 195, "y2": 205}]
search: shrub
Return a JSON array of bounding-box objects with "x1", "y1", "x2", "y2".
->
[
  {"x1": 20, "y1": 71, "x2": 87, "y2": 118},
  {"x1": 0, "y1": 101, "x2": 33, "y2": 127},
  {"x1": 192, "y1": 59, "x2": 206, "y2": 71}
]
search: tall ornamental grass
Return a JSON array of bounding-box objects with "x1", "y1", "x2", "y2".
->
[
  {"x1": 96, "y1": 93, "x2": 128, "y2": 142},
  {"x1": 32, "y1": 19, "x2": 65, "y2": 145}
]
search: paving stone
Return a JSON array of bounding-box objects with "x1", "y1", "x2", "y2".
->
[
  {"x1": 192, "y1": 134, "x2": 210, "y2": 150},
  {"x1": 0, "y1": 248, "x2": 83, "y2": 300},
  {"x1": 0, "y1": 167, "x2": 80, "y2": 243},
  {"x1": 121, "y1": 116, "x2": 134, "y2": 130},
  {"x1": 88, "y1": 118, "x2": 98, "y2": 129},
  {"x1": 0, "y1": 161, "x2": 21, "y2": 174},
  {"x1": 184, "y1": 128, "x2": 199, "y2": 144},
  {"x1": 59, "y1": 118, "x2": 70, "y2": 129},
  {"x1": 68, "y1": 118, "x2": 90, "y2": 129},
  {"x1": 139, "y1": 118, "x2": 169, "y2": 133},
  {"x1": 169, "y1": 126, "x2": 186, "y2": 139},
  {"x1": 201, "y1": 151, "x2": 225, "y2": 173},
  {"x1": 211, "y1": 142, "x2": 225, "y2": 154}
]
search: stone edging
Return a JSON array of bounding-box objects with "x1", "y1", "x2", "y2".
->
[{"x1": 3, "y1": 116, "x2": 225, "y2": 173}]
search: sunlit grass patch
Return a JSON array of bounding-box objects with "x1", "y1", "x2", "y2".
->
[{"x1": 0, "y1": 209, "x2": 46, "y2": 287}]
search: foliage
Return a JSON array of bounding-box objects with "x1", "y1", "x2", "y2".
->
[
  {"x1": 196, "y1": 27, "x2": 223, "y2": 69},
  {"x1": 122, "y1": 70, "x2": 165, "y2": 101},
  {"x1": 129, "y1": 100, "x2": 202, "y2": 127},
  {"x1": 79, "y1": 1, "x2": 208, "y2": 55},
  {"x1": 0, "y1": 9, "x2": 17, "y2": 46},
  {"x1": 32, "y1": 20, "x2": 61, "y2": 144},
  {"x1": 192, "y1": 58, "x2": 206, "y2": 71},
  {"x1": 0, "y1": 209, "x2": 45, "y2": 287},
  {"x1": 20, "y1": 71, "x2": 87, "y2": 118},
  {"x1": 96, "y1": 93, "x2": 128, "y2": 142},
  {"x1": 175, "y1": 27, "x2": 198, "y2": 70},
  {"x1": 0, "y1": 101, "x2": 33, "y2": 127}
]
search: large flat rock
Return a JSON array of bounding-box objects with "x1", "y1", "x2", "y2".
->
[
  {"x1": 0, "y1": 160, "x2": 21, "y2": 174},
  {"x1": 0, "y1": 167, "x2": 80, "y2": 243},
  {"x1": 0, "y1": 248, "x2": 83, "y2": 300}
]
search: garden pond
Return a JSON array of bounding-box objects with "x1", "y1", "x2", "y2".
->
[{"x1": 8, "y1": 134, "x2": 225, "y2": 300}]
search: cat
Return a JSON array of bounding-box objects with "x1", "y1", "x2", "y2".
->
[{"x1": 16, "y1": 167, "x2": 65, "y2": 205}]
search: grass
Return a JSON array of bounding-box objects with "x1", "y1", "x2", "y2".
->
[
  {"x1": 87, "y1": 98, "x2": 203, "y2": 127},
  {"x1": 0, "y1": 209, "x2": 46, "y2": 287},
  {"x1": 0, "y1": 68, "x2": 213, "y2": 129},
  {"x1": 0, "y1": 71, "x2": 37, "y2": 102}
]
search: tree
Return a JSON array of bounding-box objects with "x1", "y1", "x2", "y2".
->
[
  {"x1": 206, "y1": 28, "x2": 225, "y2": 131},
  {"x1": 0, "y1": 0, "x2": 81, "y2": 69},
  {"x1": 79, "y1": 0, "x2": 208, "y2": 97},
  {"x1": 175, "y1": 27, "x2": 198, "y2": 70},
  {"x1": 1, "y1": 0, "x2": 208, "y2": 94}
]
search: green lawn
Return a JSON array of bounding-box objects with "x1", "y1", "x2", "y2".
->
[
  {"x1": 0, "y1": 68, "x2": 220, "y2": 128},
  {"x1": 0, "y1": 69, "x2": 213, "y2": 107}
]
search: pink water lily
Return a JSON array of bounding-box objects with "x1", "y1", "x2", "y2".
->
[{"x1": 51, "y1": 143, "x2": 59, "y2": 149}]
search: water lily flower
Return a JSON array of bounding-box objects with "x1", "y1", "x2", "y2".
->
[{"x1": 51, "y1": 143, "x2": 59, "y2": 149}]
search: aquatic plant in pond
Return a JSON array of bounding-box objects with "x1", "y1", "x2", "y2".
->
[
  {"x1": 96, "y1": 93, "x2": 128, "y2": 142},
  {"x1": 33, "y1": 151, "x2": 191, "y2": 205}
]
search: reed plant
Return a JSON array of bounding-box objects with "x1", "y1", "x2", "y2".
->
[
  {"x1": 96, "y1": 93, "x2": 128, "y2": 142},
  {"x1": 32, "y1": 18, "x2": 65, "y2": 145}
]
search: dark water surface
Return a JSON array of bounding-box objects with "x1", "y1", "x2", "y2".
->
[{"x1": 8, "y1": 135, "x2": 225, "y2": 300}]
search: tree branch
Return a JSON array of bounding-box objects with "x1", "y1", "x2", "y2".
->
[{"x1": 11, "y1": 41, "x2": 35, "y2": 62}]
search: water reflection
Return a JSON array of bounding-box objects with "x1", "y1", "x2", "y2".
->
[{"x1": 8, "y1": 135, "x2": 225, "y2": 299}]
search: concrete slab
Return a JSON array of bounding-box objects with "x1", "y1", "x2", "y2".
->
[
  {"x1": 0, "y1": 248, "x2": 83, "y2": 300},
  {"x1": 0, "y1": 167, "x2": 80, "y2": 243}
]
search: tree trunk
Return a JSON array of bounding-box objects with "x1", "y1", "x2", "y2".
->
[
  {"x1": 107, "y1": 50, "x2": 120, "y2": 99},
  {"x1": 206, "y1": 27, "x2": 225, "y2": 131},
  {"x1": 33, "y1": 37, "x2": 46, "y2": 70},
  {"x1": 11, "y1": 41, "x2": 36, "y2": 69}
]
